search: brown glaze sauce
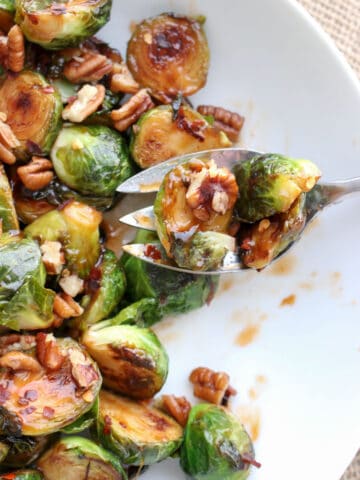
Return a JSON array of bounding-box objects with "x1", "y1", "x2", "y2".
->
[{"x1": 280, "y1": 294, "x2": 296, "y2": 307}]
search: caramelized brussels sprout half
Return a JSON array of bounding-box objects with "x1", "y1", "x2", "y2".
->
[
  {"x1": 0, "y1": 237, "x2": 55, "y2": 330},
  {"x1": 0, "y1": 164, "x2": 19, "y2": 233},
  {"x1": 15, "y1": 0, "x2": 112, "y2": 50},
  {"x1": 82, "y1": 323, "x2": 168, "y2": 399},
  {"x1": 127, "y1": 13, "x2": 209, "y2": 101},
  {"x1": 51, "y1": 125, "x2": 134, "y2": 198},
  {"x1": 233, "y1": 153, "x2": 321, "y2": 223},
  {"x1": 0, "y1": 0, "x2": 15, "y2": 33},
  {"x1": 122, "y1": 229, "x2": 219, "y2": 320},
  {"x1": 180, "y1": 404, "x2": 256, "y2": 480},
  {"x1": 75, "y1": 249, "x2": 126, "y2": 330},
  {"x1": 130, "y1": 105, "x2": 231, "y2": 168},
  {"x1": 25, "y1": 200, "x2": 102, "y2": 278},
  {"x1": 0, "y1": 333, "x2": 101, "y2": 436},
  {"x1": 60, "y1": 396, "x2": 98, "y2": 434},
  {"x1": 0, "y1": 471, "x2": 44, "y2": 480},
  {"x1": 95, "y1": 390, "x2": 183, "y2": 465},
  {"x1": 37, "y1": 437, "x2": 126, "y2": 480},
  {"x1": 106, "y1": 298, "x2": 160, "y2": 328},
  {"x1": 154, "y1": 158, "x2": 238, "y2": 270},
  {"x1": 239, "y1": 193, "x2": 307, "y2": 269},
  {"x1": 1, "y1": 435, "x2": 54, "y2": 469},
  {"x1": 0, "y1": 71, "x2": 62, "y2": 158}
]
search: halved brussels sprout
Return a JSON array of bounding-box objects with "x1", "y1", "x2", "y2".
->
[
  {"x1": 74, "y1": 249, "x2": 126, "y2": 330},
  {"x1": 0, "y1": 0, "x2": 15, "y2": 33},
  {"x1": 0, "y1": 333, "x2": 101, "y2": 436},
  {"x1": 95, "y1": 390, "x2": 183, "y2": 465},
  {"x1": 122, "y1": 230, "x2": 219, "y2": 318},
  {"x1": 154, "y1": 159, "x2": 238, "y2": 270},
  {"x1": 82, "y1": 323, "x2": 168, "y2": 399},
  {"x1": 51, "y1": 125, "x2": 134, "y2": 198},
  {"x1": 60, "y1": 396, "x2": 98, "y2": 434},
  {"x1": 233, "y1": 153, "x2": 321, "y2": 223},
  {"x1": 0, "y1": 164, "x2": 19, "y2": 233},
  {"x1": 1, "y1": 435, "x2": 54, "y2": 469},
  {"x1": 25, "y1": 200, "x2": 102, "y2": 278},
  {"x1": 130, "y1": 105, "x2": 231, "y2": 168},
  {"x1": 15, "y1": 0, "x2": 112, "y2": 50},
  {"x1": 0, "y1": 471, "x2": 44, "y2": 480},
  {"x1": 239, "y1": 193, "x2": 307, "y2": 269},
  {"x1": 0, "y1": 237, "x2": 55, "y2": 330},
  {"x1": 0, "y1": 71, "x2": 63, "y2": 158},
  {"x1": 180, "y1": 404, "x2": 256, "y2": 480},
  {"x1": 37, "y1": 437, "x2": 126, "y2": 480},
  {"x1": 127, "y1": 13, "x2": 209, "y2": 101}
]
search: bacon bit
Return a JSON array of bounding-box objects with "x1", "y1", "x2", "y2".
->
[
  {"x1": 26, "y1": 140, "x2": 43, "y2": 156},
  {"x1": 241, "y1": 453, "x2": 262, "y2": 469},
  {"x1": 103, "y1": 414, "x2": 112, "y2": 435},
  {"x1": 24, "y1": 389, "x2": 38, "y2": 402},
  {"x1": 36, "y1": 333, "x2": 65, "y2": 371},
  {"x1": 144, "y1": 244, "x2": 162, "y2": 260},
  {"x1": 42, "y1": 86, "x2": 55, "y2": 94},
  {"x1": 42, "y1": 406, "x2": 55, "y2": 419}
]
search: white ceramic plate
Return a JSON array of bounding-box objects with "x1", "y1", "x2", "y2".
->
[{"x1": 101, "y1": 1, "x2": 360, "y2": 479}]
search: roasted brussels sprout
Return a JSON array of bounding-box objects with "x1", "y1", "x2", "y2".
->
[
  {"x1": 106, "y1": 298, "x2": 160, "y2": 328},
  {"x1": 74, "y1": 250, "x2": 126, "y2": 330},
  {"x1": 0, "y1": 471, "x2": 44, "y2": 480},
  {"x1": 0, "y1": 237, "x2": 55, "y2": 330},
  {"x1": 15, "y1": 0, "x2": 112, "y2": 50},
  {"x1": 0, "y1": 0, "x2": 15, "y2": 33},
  {"x1": 0, "y1": 71, "x2": 62, "y2": 158},
  {"x1": 233, "y1": 153, "x2": 321, "y2": 223},
  {"x1": 95, "y1": 390, "x2": 183, "y2": 465},
  {"x1": 180, "y1": 404, "x2": 256, "y2": 480},
  {"x1": 60, "y1": 396, "x2": 98, "y2": 434},
  {"x1": 0, "y1": 333, "x2": 101, "y2": 436},
  {"x1": 122, "y1": 228, "x2": 219, "y2": 317},
  {"x1": 0, "y1": 164, "x2": 19, "y2": 233},
  {"x1": 154, "y1": 158, "x2": 238, "y2": 270},
  {"x1": 82, "y1": 323, "x2": 168, "y2": 399},
  {"x1": 37, "y1": 436, "x2": 126, "y2": 480},
  {"x1": 51, "y1": 125, "x2": 134, "y2": 198},
  {"x1": 127, "y1": 13, "x2": 209, "y2": 101},
  {"x1": 0, "y1": 435, "x2": 53, "y2": 469},
  {"x1": 25, "y1": 200, "x2": 102, "y2": 278},
  {"x1": 130, "y1": 105, "x2": 231, "y2": 169}
]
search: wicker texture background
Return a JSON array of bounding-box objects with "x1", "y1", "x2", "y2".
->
[{"x1": 297, "y1": 2, "x2": 359, "y2": 477}]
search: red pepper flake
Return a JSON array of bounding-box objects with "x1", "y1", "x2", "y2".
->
[
  {"x1": 28, "y1": 14, "x2": 39, "y2": 25},
  {"x1": 0, "y1": 385, "x2": 10, "y2": 405},
  {"x1": 24, "y1": 389, "x2": 38, "y2": 402},
  {"x1": 43, "y1": 86, "x2": 55, "y2": 94},
  {"x1": 103, "y1": 415, "x2": 112, "y2": 435},
  {"x1": 144, "y1": 244, "x2": 162, "y2": 260},
  {"x1": 43, "y1": 406, "x2": 55, "y2": 419},
  {"x1": 21, "y1": 406, "x2": 36, "y2": 416},
  {"x1": 17, "y1": 397, "x2": 29, "y2": 407},
  {"x1": 241, "y1": 453, "x2": 262, "y2": 469}
]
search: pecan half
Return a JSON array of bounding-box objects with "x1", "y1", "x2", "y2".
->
[
  {"x1": 0, "y1": 351, "x2": 43, "y2": 373},
  {"x1": 197, "y1": 105, "x2": 245, "y2": 142},
  {"x1": 17, "y1": 157, "x2": 54, "y2": 191},
  {"x1": 40, "y1": 241, "x2": 65, "y2": 275},
  {"x1": 110, "y1": 62, "x2": 140, "y2": 94},
  {"x1": 0, "y1": 35, "x2": 8, "y2": 65},
  {"x1": 53, "y1": 293, "x2": 84, "y2": 319},
  {"x1": 62, "y1": 84, "x2": 105, "y2": 123},
  {"x1": 161, "y1": 395, "x2": 191, "y2": 427},
  {"x1": 63, "y1": 51, "x2": 112, "y2": 83},
  {"x1": 111, "y1": 89, "x2": 154, "y2": 132},
  {"x1": 36, "y1": 333, "x2": 65, "y2": 371},
  {"x1": 189, "y1": 367, "x2": 237, "y2": 405},
  {"x1": 7, "y1": 25, "x2": 25, "y2": 73}
]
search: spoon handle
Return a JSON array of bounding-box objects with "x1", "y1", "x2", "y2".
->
[{"x1": 322, "y1": 176, "x2": 360, "y2": 203}]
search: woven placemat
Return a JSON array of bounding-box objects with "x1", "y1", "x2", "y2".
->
[{"x1": 297, "y1": 1, "x2": 360, "y2": 478}]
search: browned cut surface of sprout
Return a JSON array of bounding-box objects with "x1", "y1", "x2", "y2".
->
[
  {"x1": 17, "y1": 156, "x2": 54, "y2": 190},
  {"x1": 189, "y1": 366, "x2": 237, "y2": 405},
  {"x1": 111, "y1": 88, "x2": 154, "y2": 132},
  {"x1": 62, "y1": 84, "x2": 106, "y2": 123},
  {"x1": 161, "y1": 394, "x2": 192, "y2": 427},
  {"x1": 197, "y1": 105, "x2": 245, "y2": 142},
  {"x1": 110, "y1": 61, "x2": 140, "y2": 94},
  {"x1": 63, "y1": 50, "x2": 113, "y2": 83}
]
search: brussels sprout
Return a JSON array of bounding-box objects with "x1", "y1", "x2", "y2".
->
[
  {"x1": 0, "y1": 471, "x2": 44, "y2": 480},
  {"x1": 75, "y1": 250, "x2": 126, "y2": 330},
  {"x1": 0, "y1": 333, "x2": 101, "y2": 436},
  {"x1": 37, "y1": 436, "x2": 126, "y2": 480},
  {"x1": 153, "y1": 159, "x2": 238, "y2": 270},
  {"x1": 107, "y1": 298, "x2": 160, "y2": 328},
  {"x1": 51, "y1": 125, "x2": 134, "y2": 198},
  {"x1": 0, "y1": 435, "x2": 54, "y2": 468},
  {"x1": 60, "y1": 396, "x2": 98, "y2": 434},
  {"x1": 180, "y1": 404, "x2": 256, "y2": 480},
  {"x1": 0, "y1": 237, "x2": 55, "y2": 330},
  {"x1": 0, "y1": 441, "x2": 9, "y2": 462},
  {"x1": 130, "y1": 105, "x2": 231, "y2": 169},
  {"x1": 0, "y1": 164, "x2": 19, "y2": 233},
  {"x1": 0, "y1": 71, "x2": 62, "y2": 158},
  {"x1": 239, "y1": 193, "x2": 307, "y2": 269},
  {"x1": 25, "y1": 200, "x2": 102, "y2": 278},
  {"x1": 95, "y1": 390, "x2": 183, "y2": 465},
  {"x1": 15, "y1": 0, "x2": 112, "y2": 50},
  {"x1": 82, "y1": 322, "x2": 168, "y2": 399},
  {"x1": 233, "y1": 153, "x2": 321, "y2": 223},
  {"x1": 0, "y1": 0, "x2": 15, "y2": 33},
  {"x1": 127, "y1": 13, "x2": 209, "y2": 101}
]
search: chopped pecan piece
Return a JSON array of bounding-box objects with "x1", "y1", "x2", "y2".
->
[
  {"x1": 0, "y1": 141, "x2": 16, "y2": 165},
  {"x1": 69, "y1": 349, "x2": 99, "y2": 389},
  {"x1": 53, "y1": 293, "x2": 84, "y2": 319},
  {"x1": 7, "y1": 25, "x2": 25, "y2": 73},
  {"x1": 40, "y1": 241, "x2": 65, "y2": 275},
  {"x1": 59, "y1": 270, "x2": 84, "y2": 297},
  {"x1": 62, "y1": 84, "x2": 105, "y2": 123},
  {"x1": 161, "y1": 395, "x2": 191, "y2": 427},
  {"x1": 0, "y1": 351, "x2": 43, "y2": 373},
  {"x1": 36, "y1": 333, "x2": 65, "y2": 371},
  {"x1": 197, "y1": 105, "x2": 245, "y2": 142},
  {"x1": 17, "y1": 156, "x2": 54, "y2": 191},
  {"x1": 0, "y1": 35, "x2": 8, "y2": 65},
  {"x1": 111, "y1": 89, "x2": 154, "y2": 132},
  {"x1": 0, "y1": 118, "x2": 20, "y2": 149},
  {"x1": 189, "y1": 367, "x2": 237, "y2": 405},
  {"x1": 63, "y1": 51, "x2": 112, "y2": 83},
  {"x1": 110, "y1": 62, "x2": 140, "y2": 94}
]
